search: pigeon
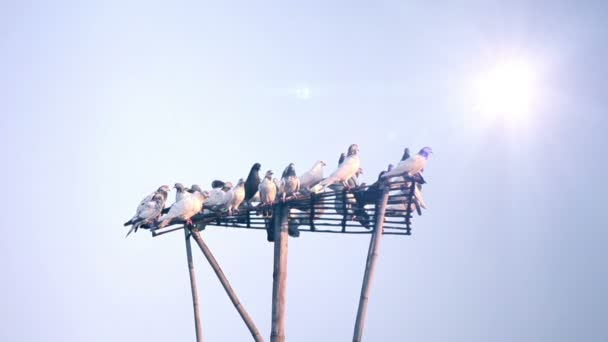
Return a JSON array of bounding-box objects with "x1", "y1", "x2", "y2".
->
[
  {"x1": 205, "y1": 180, "x2": 230, "y2": 210},
  {"x1": 311, "y1": 144, "x2": 360, "y2": 193},
  {"x1": 188, "y1": 184, "x2": 203, "y2": 194},
  {"x1": 382, "y1": 146, "x2": 432, "y2": 180},
  {"x1": 211, "y1": 180, "x2": 225, "y2": 189},
  {"x1": 157, "y1": 190, "x2": 209, "y2": 228},
  {"x1": 174, "y1": 183, "x2": 188, "y2": 202},
  {"x1": 280, "y1": 163, "x2": 300, "y2": 202},
  {"x1": 226, "y1": 178, "x2": 246, "y2": 214},
  {"x1": 298, "y1": 160, "x2": 326, "y2": 193},
  {"x1": 244, "y1": 163, "x2": 261, "y2": 206},
  {"x1": 258, "y1": 170, "x2": 277, "y2": 217},
  {"x1": 124, "y1": 185, "x2": 170, "y2": 237}
]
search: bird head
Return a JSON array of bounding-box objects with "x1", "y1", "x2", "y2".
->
[
  {"x1": 265, "y1": 170, "x2": 274, "y2": 179},
  {"x1": 190, "y1": 184, "x2": 203, "y2": 193},
  {"x1": 418, "y1": 147, "x2": 433, "y2": 159},
  {"x1": 348, "y1": 144, "x2": 359, "y2": 156},
  {"x1": 211, "y1": 180, "x2": 225, "y2": 189},
  {"x1": 237, "y1": 178, "x2": 245, "y2": 186},
  {"x1": 157, "y1": 185, "x2": 171, "y2": 193},
  {"x1": 174, "y1": 183, "x2": 186, "y2": 192},
  {"x1": 222, "y1": 182, "x2": 233, "y2": 191},
  {"x1": 318, "y1": 160, "x2": 326, "y2": 167},
  {"x1": 251, "y1": 163, "x2": 262, "y2": 171},
  {"x1": 283, "y1": 163, "x2": 296, "y2": 177}
]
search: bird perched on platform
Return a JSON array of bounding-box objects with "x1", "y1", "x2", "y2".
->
[
  {"x1": 258, "y1": 170, "x2": 277, "y2": 217},
  {"x1": 382, "y1": 146, "x2": 432, "y2": 180},
  {"x1": 280, "y1": 163, "x2": 300, "y2": 202},
  {"x1": 205, "y1": 180, "x2": 229, "y2": 210},
  {"x1": 188, "y1": 184, "x2": 203, "y2": 195},
  {"x1": 157, "y1": 189, "x2": 209, "y2": 228},
  {"x1": 174, "y1": 183, "x2": 188, "y2": 202},
  {"x1": 298, "y1": 160, "x2": 326, "y2": 193},
  {"x1": 244, "y1": 163, "x2": 261, "y2": 206},
  {"x1": 124, "y1": 185, "x2": 170, "y2": 237},
  {"x1": 311, "y1": 144, "x2": 360, "y2": 193},
  {"x1": 226, "y1": 178, "x2": 246, "y2": 214}
]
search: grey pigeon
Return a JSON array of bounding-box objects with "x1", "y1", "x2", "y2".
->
[
  {"x1": 280, "y1": 163, "x2": 300, "y2": 202},
  {"x1": 174, "y1": 183, "x2": 188, "y2": 202},
  {"x1": 124, "y1": 185, "x2": 170, "y2": 237}
]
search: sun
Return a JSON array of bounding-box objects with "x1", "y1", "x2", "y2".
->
[{"x1": 475, "y1": 59, "x2": 537, "y2": 123}]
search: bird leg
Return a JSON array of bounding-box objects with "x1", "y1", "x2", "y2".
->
[
  {"x1": 185, "y1": 218, "x2": 193, "y2": 227},
  {"x1": 342, "y1": 181, "x2": 352, "y2": 191}
]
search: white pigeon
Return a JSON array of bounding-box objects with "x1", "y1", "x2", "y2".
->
[
  {"x1": 311, "y1": 144, "x2": 360, "y2": 193},
  {"x1": 382, "y1": 147, "x2": 432, "y2": 180},
  {"x1": 226, "y1": 178, "x2": 246, "y2": 214},
  {"x1": 157, "y1": 190, "x2": 208, "y2": 228},
  {"x1": 124, "y1": 185, "x2": 170, "y2": 237},
  {"x1": 280, "y1": 163, "x2": 300, "y2": 201},
  {"x1": 299, "y1": 160, "x2": 326, "y2": 192},
  {"x1": 258, "y1": 170, "x2": 277, "y2": 217},
  {"x1": 259, "y1": 170, "x2": 277, "y2": 206}
]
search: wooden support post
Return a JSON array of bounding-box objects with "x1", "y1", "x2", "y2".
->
[
  {"x1": 352, "y1": 185, "x2": 390, "y2": 342},
  {"x1": 190, "y1": 231, "x2": 264, "y2": 342},
  {"x1": 185, "y1": 227, "x2": 203, "y2": 342},
  {"x1": 270, "y1": 204, "x2": 290, "y2": 342}
]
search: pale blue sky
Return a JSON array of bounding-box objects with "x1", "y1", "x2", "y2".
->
[{"x1": 1, "y1": 1, "x2": 607, "y2": 341}]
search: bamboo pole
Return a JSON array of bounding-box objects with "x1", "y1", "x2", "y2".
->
[
  {"x1": 352, "y1": 185, "x2": 390, "y2": 342},
  {"x1": 190, "y1": 231, "x2": 264, "y2": 342},
  {"x1": 270, "y1": 204, "x2": 290, "y2": 342},
  {"x1": 185, "y1": 227, "x2": 203, "y2": 342}
]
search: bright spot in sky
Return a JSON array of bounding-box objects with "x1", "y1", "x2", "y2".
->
[
  {"x1": 475, "y1": 59, "x2": 538, "y2": 123},
  {"x1": 294, "y1": 87, "x2": 311, "y2": 100}
]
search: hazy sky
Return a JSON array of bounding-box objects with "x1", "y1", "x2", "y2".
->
[{"x1": 1, "y1": 1, "x2": 607, "y2": 341}]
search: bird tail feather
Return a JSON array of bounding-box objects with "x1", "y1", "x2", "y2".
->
[{"x1": 125, "y1": 222, "x2": 142, "y2": 238}]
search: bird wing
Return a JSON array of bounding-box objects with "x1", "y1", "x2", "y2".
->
[
  {"x1": 134, "y1": 192, "x2": 154, "y2": 215},
  {"x1": 137, "y1": 200, "x2": 161, "y2": 221}
]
